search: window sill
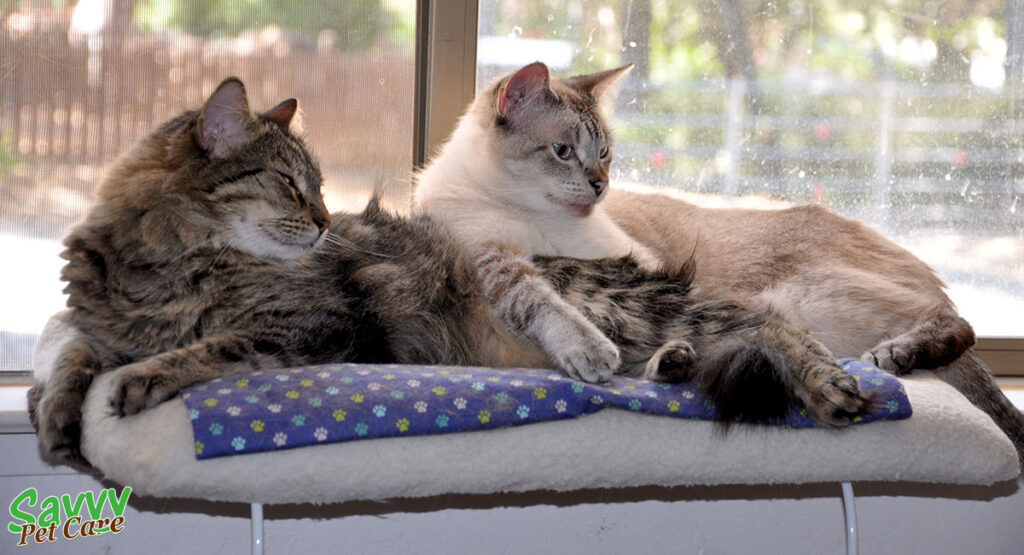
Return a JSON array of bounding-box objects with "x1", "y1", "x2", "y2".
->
[{"x1": 0, "y1": 385, "x2": 33, "y2": 434}]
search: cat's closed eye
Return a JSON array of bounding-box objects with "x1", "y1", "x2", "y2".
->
[
  {"x1": 552, "y1": 143, "x2": 574, "y2": 160},
  {"x1": 274, "y1": 170, "x2": 301, "y2": 203}
]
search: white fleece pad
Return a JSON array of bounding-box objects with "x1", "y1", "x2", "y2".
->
[{"x1": 79, "y1": 367, "x2": 1018, "y2": 504}]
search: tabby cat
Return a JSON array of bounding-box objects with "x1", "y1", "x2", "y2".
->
[
  {"x1": 30, "y1": 77, "x2": 870, "y2": 468},
  {"x1": 412, "y1": 61, "x2": 1024, "y2": 463}
]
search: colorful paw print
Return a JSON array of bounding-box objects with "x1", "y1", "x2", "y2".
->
[
  {"x1": 317, "y1": 371, "x2": 331, "y2": 379},
  {"x1": 644, "y1": 390, "x2": 658, "y2": 399},
  {"x1": 432, "y1": 386, "x2": 447, "y2": 396},
  {"x1": 471, "y1": 382, "x2": 485, "y2": 391},
  {"x1": 300, "y1": 379, "x2": 314, "y2": 387},
  {"x1": 291, "y1": 414, "x2": 306, "y2": 427},
  {"x1": 340, "y1": 377, "x2": 355, "y2": 384},
  {"x1": 309, "y1": 397, "x2": 323, "y2": 408},
  {"x1": 235, "y1": 378, "x2": 249, "y2": 387},
  {"x1": 268, "y1": 403, "x2": 282, "y2": 413},
  {"x1": 554, "y1": 399, "x2": 567, "y2": 413},
  {"x1": 571, "y1": 383, "x2": 585, "y2": 394},
  {"x1": 354, "y1": 423, "x2": 369, "y2": 437},
  {"x1": 390, "y1": 390, "x2": 405, "y2": 399},
  {"x1": 226, "y1": 406, "x2": 241, "y2": 416},
  {"x1": 383, "y1": 374, "x2": 397, "y2": 380},
  {"x1": 533, "y1": 387, "x2": 547, "y2": 400},
  {"x1": 628, "y1": 399, "x2": 642, "y2": 411},
  {"x1": 590, "y1": 395, "x2": 604, "y2": 405},
  {"x1": 231, "y1": 436, "x2": 246, "y2": 451},
  {"x1": 245, "y1": 395, "x2": 259, "y2": 404},
  {"x1": 510, "y1": 379, "x2": 524, "y2": 387},
  {"x1": 516, "y1": 405, "x2": 530, "y2": 419},
  {"x1": 407, "y1": 379, "x2": 421, "y2": 387},
  {"x1": 396, "y1": 418, "x2": 410, "y2": 433},
  {"x1": 453, "y1": 397, "x2": 468, "y2": 410},
  {"x1": 313, "y1": 427, "x2": 328, "y2": 441},
  {"x1": 285, "y1": 390, "x2": 299, "y2": 400},
  {"x1": 250, "y1": 419, "x2": 265, "y2": 432},
  {"x1": 325, "y1": 386, "x2": 340, "y2": 396},
  {"x1": 414, "y1": 401, "x2": 428, "y2": 413},
  {"x1": 209, "y1": 422, "x2": 224, "y2": 435},
  {"x1": 487, "y1": 376, "x2": 501, "y2": 382},
  {"x1": 217, "y1": 388, "x2": 232, "y2": 395},
  {"x1": 273, "y1": 432, "x2": 288, "y2": 446},
  {"x1": 372, "y1": 404, "x2": 387, "y2": 418},
  {"x1": 886, "y1": 400, "x2": 899, "y2": 413},
  {"x1": 368, "y1": 383, "x2": 382, "y2": 391},
  {"x1": 189, "y1": 408, "x2": 199, "y2": 420},
  {"x1": 350, "y1": 394, "x2": 364, "y2": 403},
  {"x1": 436, "y1": 414, "x2": 450, "y2": 428},
  {"x1": 667, "y1": 400, "x2": 680, "y2": 413},
  {"x1": 195, "y1": 441, "x2": 204, "y2": 455},
  {"x1": 477, "y1": 410, "x2": 491, "y2": 424},
  {"x1": 275, "y1": 374, "x2": 290, "y2": 382},
  {"x1": 203, "y1": 398, "x2": 218, "y2": 407},
  {"x1": 495, "y1": 392, "x2": 509, "y2": 405},
  {"x1": 333, "y1": 409, "x2": 347, "y2": 422},
  {"x1": 258, "y1": 384, "x2": 273, "y2": 393}
]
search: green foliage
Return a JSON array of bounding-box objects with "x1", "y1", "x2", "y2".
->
[
  {"x1": 133, "y1": 0, "x2": 392, "y2": 51},
  {"x1": 0, "y1": 131, "x2": 17, "y2": 179}
]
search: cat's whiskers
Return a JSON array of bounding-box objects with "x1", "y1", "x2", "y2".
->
[{"x1": 322, "y1": 232, "x2": 394, "y2": 258}]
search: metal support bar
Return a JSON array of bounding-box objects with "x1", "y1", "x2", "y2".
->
[
  {"x1": 251, "y1": 502, "x2": 264, "y2": 555},
  {"x1": 841, "y1": 482, "x2": 858, "y2": 555}
]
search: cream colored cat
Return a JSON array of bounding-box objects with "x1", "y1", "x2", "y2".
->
[{"x1": 413, "y1": 61, "x2": 1024, "y2": 463}]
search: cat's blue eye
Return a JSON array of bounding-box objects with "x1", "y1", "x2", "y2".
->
[{"x1": 552, "y1": 143, "x2": 574, "y2": 160}]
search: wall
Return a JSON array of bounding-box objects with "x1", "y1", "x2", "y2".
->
[{"x1": 2, "y1": 432, "x2": 1023, "y2": 554}]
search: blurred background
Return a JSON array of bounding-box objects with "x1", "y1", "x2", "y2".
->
[{"x1": 1, "y1": 0, "x2": 1021, "y2": 372}]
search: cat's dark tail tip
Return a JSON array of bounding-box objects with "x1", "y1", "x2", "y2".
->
[{"x1": 692, "y1": 336, "x2": 796, "y2": 433}]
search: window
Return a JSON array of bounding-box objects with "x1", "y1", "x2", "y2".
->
[
  {"x1": 0, "y1": 1, "x2": 416, "y2": 372},
  {"x1": 475, "y1": 1, "x2": 1023, "y2": 350}
]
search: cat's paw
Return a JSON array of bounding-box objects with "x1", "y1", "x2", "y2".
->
[
  {"x1": 34, "y1": 385, "x2": 91, "y2": 467},
  {"x1": 860, "y1": 341, "x2": 915, "y2": 375},
  {"x1": 110, "y1": 362, "x2": 182, "y2": 417},
  {"x1": 800, "y1": 365, "x2": 872, "y2": 428},
  {"x1": 552, "y1": 326, "x2": 620, "y2": 383},
  {"x1": 643, "y1": 340, "x2": 696, "y2": 382}
]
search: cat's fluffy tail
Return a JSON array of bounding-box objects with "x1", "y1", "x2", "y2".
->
[{"x1": 691, "y1": 335, "x2": 797, "y2": 429}]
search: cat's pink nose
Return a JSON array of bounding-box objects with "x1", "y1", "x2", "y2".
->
[{"x1": 590, "y1": 180, "x2": 607, "y2": 196}]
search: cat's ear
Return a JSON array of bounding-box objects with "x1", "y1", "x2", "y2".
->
[
  {"x1": 567, "y1": 64, "x2": 633, "y2": 101},
  {"x1": 197, "y1": 77, "x2": 253, "y2": 157},
  {"x1": 263, "y1": 98, "x2": 303, "y2": 134},
  {"x1": 497, "y1": 62, "x2": 551, "y2": 122}
]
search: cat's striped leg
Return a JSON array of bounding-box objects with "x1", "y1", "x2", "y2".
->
[
  {"x1": 110, "y1": 333, "x2": 286, "y2": 416},
  {"x1": 473, "y1": 242, "x2": 620, "y2": 382},
  {"x1": 33, "y1": 339, "x2": 105, "y2": 468},
  {"x1": 760, "y1": 318, "x2": 873, "y2": 427}
]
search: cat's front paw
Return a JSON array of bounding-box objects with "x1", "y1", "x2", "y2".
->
[
  {"x1": 800, "y1": 365, "x2": 873, "y2": 428},
  {"x1": 33, "y1": 384, "x2": 93, "y2": 469},
  {"x1": 110, "y1": 362, "x2": 182, "y2": 417},
  {"x1": 552, "y1": 325, "x2": 620, "y2": 383},
  {"x1": 642, "y1": 340, "x2": 696, "y2": 382}
]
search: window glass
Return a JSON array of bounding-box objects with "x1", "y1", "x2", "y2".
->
[
  {"x1": 479, "y1": 0, "x2": 1023, "y2": 338},
  {"x1": 0, "y1": 0, "x2": 416, "y2": 371}
]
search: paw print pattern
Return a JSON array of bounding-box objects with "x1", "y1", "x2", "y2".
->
[
  {"x1": 436, "y1": 414, "x2": 450, "y2": 428},
  {"x1": 333, "y1": 409, "x2": 347, "y2": 422},
  {"x1": 628, "y1": 399, "x2": 642, "y2": 411},
  {"x1": 235, "y1": 379, "x2": 249, "y2": 387},
  {"x1": 313, "y1": 427, "x2": 328, "y2": 441},
  {"x1": 285, "y1": 391, "x2": 299, "y2": 400},
  {"x1": 209, "y1": 422, "x2": 224, "y2": 436},
  {"x1": 516, "y1": 405, "x2": 530, "y2": 419},
  {"x1": 250, "y1": 420, "x2": 265, "y2": 432},
  {"x1": 471, "y1": 382, "x2": 485, "y2": 391},
  {"x1": 268, "y1": 404, "x2": 282, "y2": 413},
  {"x1": 258, "y1": 384, "x2": 273, "y2": 393},
  {"x1": 571, "y1": 383, "x2": 585, "y2": 394},
  {"x1": 226, "y1": 406, "x2": 241, "y2": 416},
  {"x1": 195, "y1": 441, "x2": 204, "y2": 455},
  {"x1": 325, "y1": 386, "x2": 340, "y2": 395},
  {"x1": 273, "y1": 432, "x2": 287, "y2": 446},
  {"x1": 350, "y1": 394, "x2": 364, "y2": 403},
  {"x1": 407, "y1": 379, "x2": 421, "y2": 388},
  {"x1": 391, "y1": 390, "x2": 405, "y2": 399},
  {"x1": 309, "y1": 397, "x2": 323, "y2": 408},
  {"x1": 217, "y1": 388, "x2": 232, "y2": 395},
  {"x1": 300, "y1": 379, "x2": 314, "y2": 387},
  {"x1": 477, "y1": 410, "x2": 491, "y2": 424},
  {"x1": 667, "y1": 400, "x2": 680, "y2": 412},
  {"x1": 231, "y1": 436, "x2": 246, "y2": 451},
  {"x1": 554, "y1": 399, "x2": 567, "y2": 413},
  {"x1": 453, "y1": 397, "x2": 467, "y2": 410},
  {"x1": 291, "y1": 414, "x2": 306, "y2": 427},
  {"x1": 275, "y1": 374, "x2": 290, "y2": 382},
  {"x1": 355, "y1": 423, "x2": 369, "y2": 437},
  {"x1": 189, "y1": 409, "x2": 200, "y2": 421},
  {"x1": 533, "y1": 387, "x2": 547, "y2": 400},
  {"x1": 368, "y1": 383, "x2": 381, "y2": 391},
  {"x1": 372, "y1": 404, "x2": 387, "y2": 418},
  {"x1": 396, "y1": 418, "x2": 410, "y2": 432},
  {"x1": 245, "y1": 395, "x2": 259, "y2": 404},
  {"x1": 414, "y1": 401, "x2": 428, "y2": 413},
  {"x1": 432, "y1": 386, "x2": 447, "y2": 396}
]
